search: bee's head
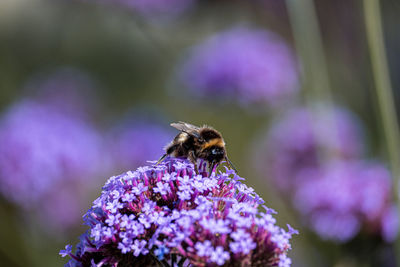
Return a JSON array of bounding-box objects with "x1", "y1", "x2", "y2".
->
[{"x1": 207, "y1": 145, "x2": 225, "y2": 163}]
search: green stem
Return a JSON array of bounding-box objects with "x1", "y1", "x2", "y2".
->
[
  {"x1": 363, "y1": 0, "x2": 400, "y2": 265},
  {"x1": 285, "y1": 0, "x2": 340, "y2": 165},
  {"x1": 285, "y1": 0, "x2": 332, "y2": 101}
]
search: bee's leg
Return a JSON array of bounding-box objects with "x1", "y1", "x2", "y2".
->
[
  {"x1": 155, "y1": 153, "x2": 168, "y2": 165},
  {"x1": 188, "y1": 151, "x2": 198, "y2": 174},
  {"x1": 208, "y1": 161, "x2": 216, "y2": 177}
]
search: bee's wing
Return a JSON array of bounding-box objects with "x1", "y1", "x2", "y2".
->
[{"x1": 170, "y1": 122, "x2": 202, "y2": 140}]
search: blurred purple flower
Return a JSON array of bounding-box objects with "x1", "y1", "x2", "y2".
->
[
  {"x1": 381, "y1": 205, "x2": 399, "y2": 243},
  {"x1": 254, "y1": 107, "x2": 363, "y2": 192},
  {"x1": 61, "y1": 158, "x2": 297, "y2": 266},
  {"x1": 108, "y1": 121, "x2": 171, "y2": 172},
  {"x1": 179, "y1": 27, "x2": 299, "y2": 106},
  {"x1": 0, "y1": 99, "x2": 106, "y2": 230},
  {"x1": 293, "y1": 160, "x2": 397, "y2": 242},
  {"x1": 253, "y1": 106, "x2": 399, "y2": 243}
]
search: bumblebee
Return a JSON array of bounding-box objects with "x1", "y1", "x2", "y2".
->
[{"x1": 156, "y1": 122, "x2": 237, "y2": 176}]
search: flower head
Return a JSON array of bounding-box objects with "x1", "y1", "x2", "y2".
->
[
  {"x1": 62, "y1": 158, "x2": 297, "y2": 266},
  {"x1": 180, "y1": 26, "x2": 299, "y2": 106}
]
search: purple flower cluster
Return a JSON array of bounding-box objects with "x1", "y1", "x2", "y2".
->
[
  {"x1": 294, "y1": 160, "x2": 397, "y2": 242},
  {"x1": 254, "y1": 106, "x2": 398, "y2": 242},
  {"x1": 0, "y1": 99, "x2": 106, "y2": 230},
  {"x1": 179, "y1": 27, "x2": 299, "y2": 106},
  {"x1": 108, "y1": 121, "x2": 172, "y2": 173},
  {"x1": 255, "y1": 107, "x2": 363, "y2": 192},
  {"x1": 61, "y1": 158, "x2": 297, "y2": 266}
]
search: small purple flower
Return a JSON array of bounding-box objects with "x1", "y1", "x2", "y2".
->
[
  {"x1": 132, "y1": 182, "x2": 148, "y2": 195},
  {"x1": 195, "y1": 240, "x2": 213, "y2": 257},
  {"x1": 132, "y1": 239, "x2": 148, "y2": 256},
  {"x1": 118, "y1": 241, "x2": 132, "y2": 254},
  {"x1": 61, "y1": 158, "x2": 297, "y2": 266},
  {"x1": 210, "y1": 246, "x2": 230, "y2": 266},
  {"x1": 142, "y1": 200, "x2": 156, "y2": 213},
  {"x1": 103, "y1": 227, "x2": 117, "y2": 238},
  {"x1": 59, "y1": 245, "x2": 72, "y2": 257},
  {"x1": 154, "y1": 181, "x2": 171, "y2": 195},
  {"x1": 177, "y1": 190, "x2": 192, "y2": 201},
  {"x1": 200, "y1": 218, "x2": 231, "y2": 234},
  {"x1": 120, "y1": 214, "x2": 134, "y2": 228},
  {"x1": 131, "y1": 221, "x2": 145, "y2": 236},
  {"x1": 162, "y1": 172, "x2": 177, "y2": 182},
  {"x1": 231, "y1": 228, "x2": 250, "y2": 241},
  {"x1": 139, "y1": 214, "x2": 152, "y2": 229},
  {"x1": 105, "y1": 199, "x2": 124, "y2": 213},
  {"x1": 230, "y1": 229, "x2": 256, "y2": 254},
  {"x1": 105, "y1": 213, "x2": 122, "y2": 226},
  {"x1": 121, "y1": 192, "x2": 136, "y2": 202},
  {"x1": 91, "y1": 224, "x2": 103, "y2": 242},
  {"x1": 179, "y1": 26, "x2": 300, "y2": 106}
]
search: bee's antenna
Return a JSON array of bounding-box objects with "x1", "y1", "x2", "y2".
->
[{"x1": 225, "y1": 156, "x2": 238, "y2": 174}]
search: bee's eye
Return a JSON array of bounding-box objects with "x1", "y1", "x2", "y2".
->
[{"x1": 212, "y1": 148, "x2": 222, "y2": 155}]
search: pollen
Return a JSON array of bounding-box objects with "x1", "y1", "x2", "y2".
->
[{"x1": 177, "y1": 132, "x2": 188, "y2": 142}]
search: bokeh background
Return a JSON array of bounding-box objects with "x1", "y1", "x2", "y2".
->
[{"x1": 0, "y1": 0, "x2": 399, "y2": 266}]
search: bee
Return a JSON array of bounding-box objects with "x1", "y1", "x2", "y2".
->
[{"x1": 156, "y1": 122, "x2": 237, "y2": 176}]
